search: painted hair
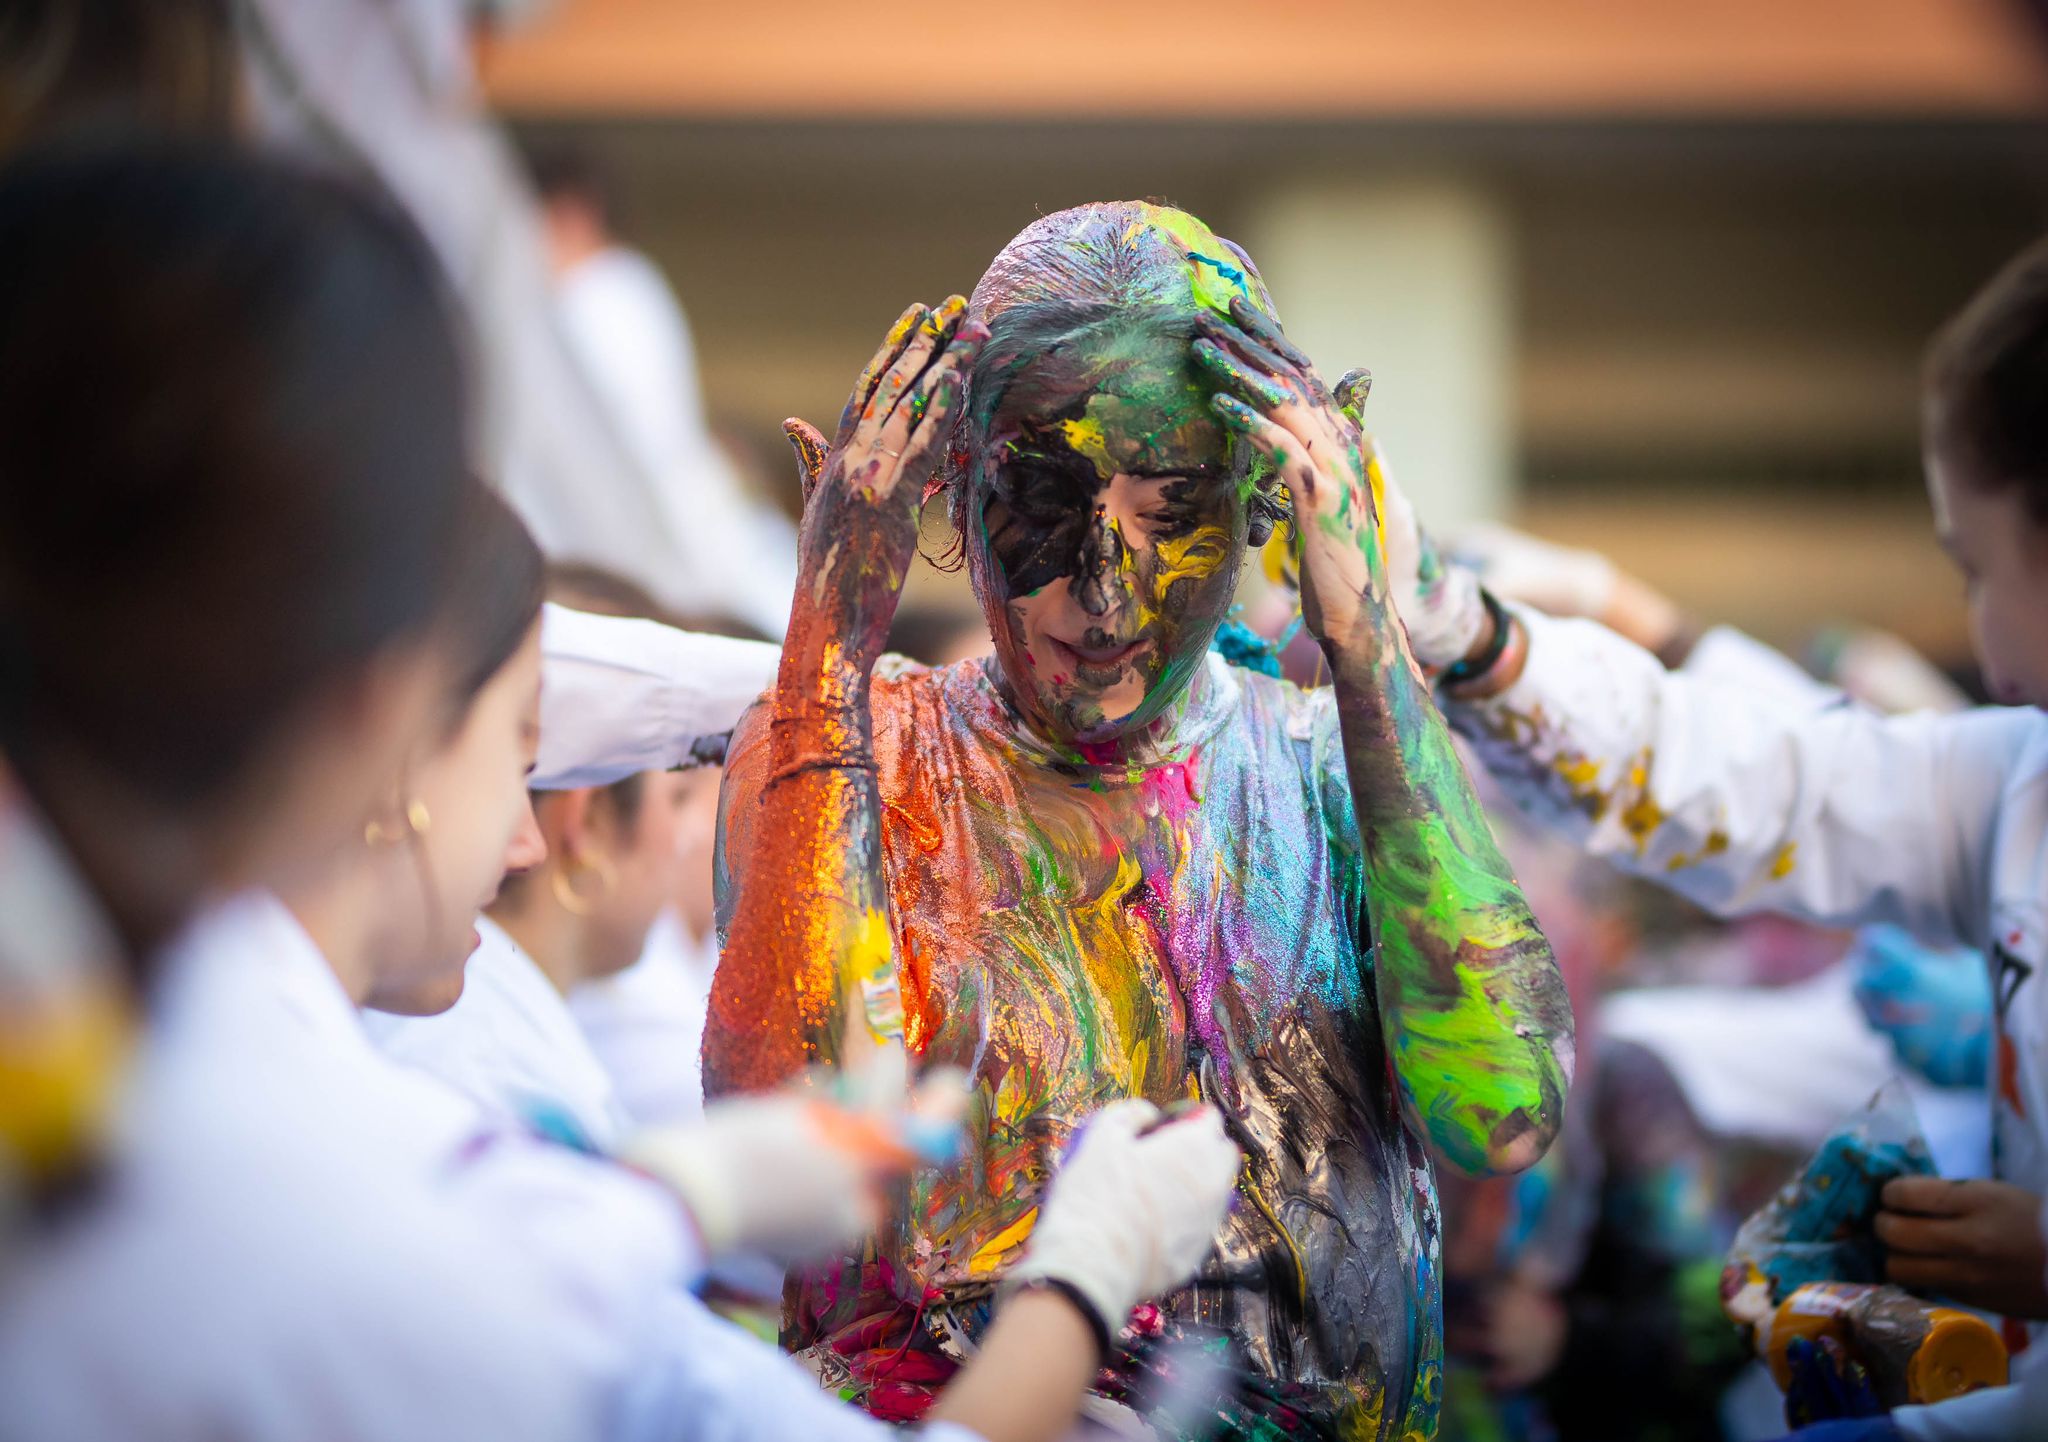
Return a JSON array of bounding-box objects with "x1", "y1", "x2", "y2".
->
[
  {"x1": 946, "y1": 201, "x2": 1285, "y2": 541},
  {"x1": 1926, "y1": 233, "x2": 2048, "y2": 524}
]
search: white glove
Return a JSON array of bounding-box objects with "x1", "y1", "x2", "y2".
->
[
  {"x1": 1000, "y1": 1100, "x2": 1241, "y2": 1340},
  {"x1": 1330, "y1": 371, "x2": 1488, "y2": 670},
  {"x1": 624, "y1": 1066, "x2": 967, "y2": 1264}
]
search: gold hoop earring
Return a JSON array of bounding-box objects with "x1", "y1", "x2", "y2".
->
[
  {"x1": 365, "y1": 798, "x2": 432, "y2": 849},
  {"x1": 549, "y1": 854, "x2": 616, "y2": 916}
]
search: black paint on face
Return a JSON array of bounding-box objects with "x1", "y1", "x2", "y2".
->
[
  {"x1": 984, "y1": 429, "x2": 1100, "y2": 601},
  {"x1": 984, "y1": 422, "x2": 1227, "y2": 607},
  {"x1": 968, "y1": 418, "x2": 1252, "y2": 748}
]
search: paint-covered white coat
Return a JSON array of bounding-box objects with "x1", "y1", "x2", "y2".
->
[{"x1": 1449, "y1": 608, "x2": 2048, "y2": 1441}]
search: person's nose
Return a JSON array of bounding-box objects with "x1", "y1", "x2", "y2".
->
[{"x1": 1071, "y1": 507, "x2": 1129, "y2": 617}]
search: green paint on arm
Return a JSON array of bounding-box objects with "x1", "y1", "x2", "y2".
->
[{"x1": 1332, "y1": 643, "x2": 1574, "y2": 1177}]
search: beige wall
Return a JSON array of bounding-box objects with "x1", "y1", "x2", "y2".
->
[{"x1": 514, "y1": 115, "x2": 2048, "y2": 666}]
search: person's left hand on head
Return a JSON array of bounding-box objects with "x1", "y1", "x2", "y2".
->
[
  {"x1": 1193, "y1": 299, "x2": 1492, "y2": 673},
  {"x1": 1876, "y1": 1176, "x2": 2048, "y2": 1318},
  {"x1": 1193, "y1": 298, "x2": 1394, "y2": 664}
]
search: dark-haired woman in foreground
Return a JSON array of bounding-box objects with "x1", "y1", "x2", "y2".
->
[
  {"x1": 0, "y1": 146, "x2": 1243, "y2": 1442},
  {"x1": 0, "y1": 140, "x2": 575, "y2": 1434}
]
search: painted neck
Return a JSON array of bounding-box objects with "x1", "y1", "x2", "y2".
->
[{"x1": 995, "y1": 661, "x2": 1202, "y2": 771}]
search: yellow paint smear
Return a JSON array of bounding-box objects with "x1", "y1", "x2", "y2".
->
[
  {"x1": 1058, "y1": 416, "x2": 1118, "y2": 480},
  {"x1": 968, "y1": 1206, "x2": 1040, "y2": 1275},
  {"x1": 1364, "y1": 449, "x2": 1390, "y2": 556},
  {"x1": 1551, "y1": 754, "x2": 1610, "y2": 821},
  {"x1": 1665, "y1": 829, "x2": 1730, "y2": 871},
  {"x1": 1153, "y1": 525, "x2": 1230, "y2": 590},
  {"x1": 846, "y1": 907, "x2": 902, "y2": 1042}
]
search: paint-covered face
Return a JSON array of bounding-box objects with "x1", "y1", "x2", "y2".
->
[
  {"x1": 968, "y1": 347, "x2": 1253, "y2": 747},
  {"x1": 957, "y1": 201, "x2": 1284, "y2": 749}
]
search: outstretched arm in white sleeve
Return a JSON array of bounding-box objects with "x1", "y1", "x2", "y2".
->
[
  {"x1": 533, "y1": 603, "x2": 778, "y2": 790},
  {"x1": 1443, "y1": 606, "x2": 2035, "y2": 952}
]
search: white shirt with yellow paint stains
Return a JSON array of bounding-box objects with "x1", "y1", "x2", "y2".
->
[{"x1": 1448, "y1": 609, "x2": 2048, "y2": 1352}]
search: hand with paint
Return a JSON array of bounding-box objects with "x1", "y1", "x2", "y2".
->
[
  {"x1": 1193, "y1": 297, "x2": 1392, "y2": 662},
  {"x1": 1000, "y1": 1100, "x2": 1241, "y2": 1350},
  {"x1": 624, "y1": 1065, "x2": 969, "y2": 1265},
  {"x1": 783, "y1": 297, "x2": 989, "y2": 676}
]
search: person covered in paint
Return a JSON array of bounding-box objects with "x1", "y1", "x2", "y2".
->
[
  {"x1": 704, "y1": 201, "x2": 1574, "y2": 1438},
  {"x1": 1371, "y1": 237, "x2": 2048, "y2": 1442}
]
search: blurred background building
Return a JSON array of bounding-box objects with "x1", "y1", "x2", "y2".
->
[{"x1": 478, "y1": 0, "x2": 2048, "y2": 675}]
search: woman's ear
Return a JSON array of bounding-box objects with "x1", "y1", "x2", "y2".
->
[{"x1": 539, "y1": 788, "x2": 595, "y2": 866}]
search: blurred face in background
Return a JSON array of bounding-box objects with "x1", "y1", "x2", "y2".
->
[
  {"x1": 669, "y1": 766, "x2": 723, "y2": 944},
  {"x1": 1926, "y1": 449, "x2": 2048, "y2": 709},
  {"x1": 361, "y1": 622, "x2": 547, "y2": 1015},
  {"x1": 558, "y1": 769, "x2": 696, "y2": 982}
]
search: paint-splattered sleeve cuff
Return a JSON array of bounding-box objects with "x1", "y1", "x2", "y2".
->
[{"x1": 1444, "y1": 607, "x2": 2026, "y2": 947}]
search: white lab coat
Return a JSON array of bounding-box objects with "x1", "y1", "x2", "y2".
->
[
  {"x1": 0, "y1": 873, "x2": 989, "y2": 1442},
  {"x1": 0, "y1": 888, "x2": 694, "y2": 1442},
  {"x1": 0, "y1": 610, "x2": 1005, "y2": 1441},
  {"x1": 555, "y1": 248, "x2": 797, "y2": 639},
  {"x1": 1449, "y1": 608, "x2": 2048, "y2": 1440},
  {"x1": 571, "y1": 909, "x2": 718, "y2": 1129},
  {"x1": 536, "y1": 603, "x2": 777, "y2": 791},
  {"x1": 368, "y1": 916, "x2": 633, "y2": 1152}
]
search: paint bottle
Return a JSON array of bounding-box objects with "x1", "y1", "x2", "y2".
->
[{"x1": 1759, "y1": 1282, "x2": 2007, "y2": 1406}]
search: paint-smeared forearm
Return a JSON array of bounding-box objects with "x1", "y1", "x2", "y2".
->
[
  {"x1": 1194, "y1": 299, "x2": 1572, "y2": 1176},
  {"x1": 701, "y1": 624, "x2": 900, "y2": 1096},
  {"x1": 1443, "y1": 607, "x2": 2028, "y2": 949},
  {"x1": 1329, "y1": 613, "x2": 1573, "y2": 1178},
  {"x1": 702, "y1": 302, "x2": 978, "y2": 1098}
]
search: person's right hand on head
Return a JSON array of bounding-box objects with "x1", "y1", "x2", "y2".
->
[
  {"x1": 999, "y1": 1100, "x2": 1241, "y2": 1352},
  {"x1": 781, "y1": 298, "x2": 988, "y2": 671}
]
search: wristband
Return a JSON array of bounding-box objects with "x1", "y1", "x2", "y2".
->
[
  {"x1": 1439, "y1": 587, "x2": 1512, "y2": 687},
  {"x1": 1006, "y1": 1275, "x2": 1114, "y2": 1365}
]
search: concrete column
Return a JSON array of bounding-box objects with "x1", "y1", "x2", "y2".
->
[{"x1": 1238, "y1": 175, "x2": 1516, "y2": 530}]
